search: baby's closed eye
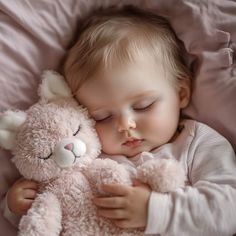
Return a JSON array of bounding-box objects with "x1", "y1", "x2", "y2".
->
[{"x1": 133, "y1": 100, "x2": 156, "y2": 111}]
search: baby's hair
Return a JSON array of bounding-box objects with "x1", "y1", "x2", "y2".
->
[{"x1": 63, "y1": 5, "x2": 191, "y2": 94}]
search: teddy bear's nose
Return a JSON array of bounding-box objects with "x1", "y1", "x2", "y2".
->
[{"x1": 64, "y1": 143, "x2": 74, "y2": 151}]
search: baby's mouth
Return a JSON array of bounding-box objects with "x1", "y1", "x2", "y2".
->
[{"x1": 123, "y1": 138, "x2": 144, "y2": 147}]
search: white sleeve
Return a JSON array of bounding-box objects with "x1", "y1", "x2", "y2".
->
[
  {"x1": 145, "y1": 123, "x2": 236, "y2": 236},
  {"x1": 1, "y1": 192, "x2": 21, "y2": 227}
]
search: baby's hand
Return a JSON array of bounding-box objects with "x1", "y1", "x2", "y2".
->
[
  {"x1": 93, "y1": 180, "x2": 151, "y2": 229},
  {"x1": 7, "y1": 178, "x2": 39, "y2": 215}
]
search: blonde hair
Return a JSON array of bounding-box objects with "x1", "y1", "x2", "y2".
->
[{"x1": 63, "y1": 6, "x2": 191, "y2": 94}]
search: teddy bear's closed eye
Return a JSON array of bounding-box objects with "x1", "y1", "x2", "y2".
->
[
  {"x1": 37, "y1": 125, "x2": 81, "y2": 161},
  {"x1": 73, "y1": 125, "x2": 81, "y2": 136},
  {"x1": 38, "y1": 152, "x2": 53, "y2": 160}
]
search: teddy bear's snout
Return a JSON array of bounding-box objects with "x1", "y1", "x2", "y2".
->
[
  {"x1": 53, "y1": 138, "x2": 87, "y2": 168},
  {"x1": 64, "y1": 143, "x2": 74, "y2": 151}
]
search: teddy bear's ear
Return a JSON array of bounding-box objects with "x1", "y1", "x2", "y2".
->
[
  {"x1": 0, "y1": 110, "x2": 26, "y2": 150},
  {"x1": 38, "y1": 70, "x2": 73, "y2": 101}
]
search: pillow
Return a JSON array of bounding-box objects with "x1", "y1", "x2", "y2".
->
[{"x1": 0, "y1": 0, "x2": 235, "y2": 234}]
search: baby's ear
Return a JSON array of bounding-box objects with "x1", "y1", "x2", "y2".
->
[
  {"x1": 39, "y1": 70, "x2": 73, "y2": 101},
  {"x1": 0, "y1": 111, "x2": 26, "y2": 150}
]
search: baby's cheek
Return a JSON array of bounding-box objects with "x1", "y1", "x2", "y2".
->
[
  {"x1": 95, "y1": 124, "x2": 107, "y2": 144},
  {"x1": 138, "y1": 111, "x2": 159, "y2": 132},
  {"x1": 95, "y1": 124, "x2": 116, "y2": 153}
]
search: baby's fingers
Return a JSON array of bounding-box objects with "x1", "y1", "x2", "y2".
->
[
  {"x1": 94, "y1": 196, "x2": 125, "y2": 208},
  {"x1": 98, "y1": 208, "x2": 127, "y2": 219},
  {"x1": 101, "y1": 184, "x2": 130, "y2": 196},
  {"x1": 22, "y1": 189, "x2": 38, "y2": 199},
  {"x1": 114, "y1": 219, "x2": 132, "y2": 229},
  {"x1": 19, "y1": 199, "x2": 34, "y2": 214},
  {"x1": 18, "y1": 179, "x2": 39, "y2": 190}
]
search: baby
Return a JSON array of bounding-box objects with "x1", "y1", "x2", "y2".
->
[{"x1": 4, "y1": 6, "x2": 236, "y2": 235}]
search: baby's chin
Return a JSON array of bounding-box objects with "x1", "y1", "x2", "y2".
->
[
  {"x1": 102, "y1": 142, "x2": 160, "y2": 158},
  {"x1": 122, "y1": 145, "x2": 158, "y2": 158}
]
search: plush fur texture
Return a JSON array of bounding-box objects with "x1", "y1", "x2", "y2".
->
[{"x1": 0, "y1": 71, "x2": 186, "y2": 236}]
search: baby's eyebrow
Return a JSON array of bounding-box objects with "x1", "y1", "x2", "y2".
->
[
  {"x1": 128, "y1": 90, "x2": 158, "y2": 99},
  {"x1": 83, "y1": 102, "x2": 109, "y2": 113},
  {"x1": 90, "y1": 107, "x2": 110, "y2": 115},
  {"x1": 89, "y1": 90, "x2": 158, "y2": 113}
]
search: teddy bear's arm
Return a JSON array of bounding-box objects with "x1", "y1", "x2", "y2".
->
[
  {"x1": 137, "y1": 158, "x2": 186, "y2": 192},
  {"x1": 85, "y1": 158, "x2": 133, "y2": 195},
  {"x1": 18, "y1": 191, "x2": 62, "y2": 236}
]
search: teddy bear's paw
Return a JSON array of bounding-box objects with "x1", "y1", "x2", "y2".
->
[
  {"x1": 137, "y1": 158, "x2": 186, "y2": 192},
  {"x1": 87, "y1": 159, "x2": 132, "y2": 195}
]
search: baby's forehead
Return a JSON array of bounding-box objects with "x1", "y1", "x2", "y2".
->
[{"x1": 64, "y1": 8, "x2": 190, "y2": 104}]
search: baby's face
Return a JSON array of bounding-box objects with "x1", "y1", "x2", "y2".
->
[{"x1": 76, "y1": 55, "x2": 189, "y2": 157}]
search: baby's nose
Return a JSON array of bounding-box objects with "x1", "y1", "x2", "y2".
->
[
  {"x1": 64, "y1": 143, "x2": 74, "y2": 151},
  {"x1": 117, "y1": 115, "x2": 136, "y2": 132}
]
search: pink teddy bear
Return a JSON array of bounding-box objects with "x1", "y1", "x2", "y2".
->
[{"x1": 0, "y1": 71, "x2": 186, "y2": 236}]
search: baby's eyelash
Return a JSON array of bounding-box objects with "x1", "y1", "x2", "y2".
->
[
  {"x1": 94, "y1": 115, "x2": 112, "y2": 122},
  {"x1": 133, "y1": 101, "x2": 155, "y2": 111}
]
